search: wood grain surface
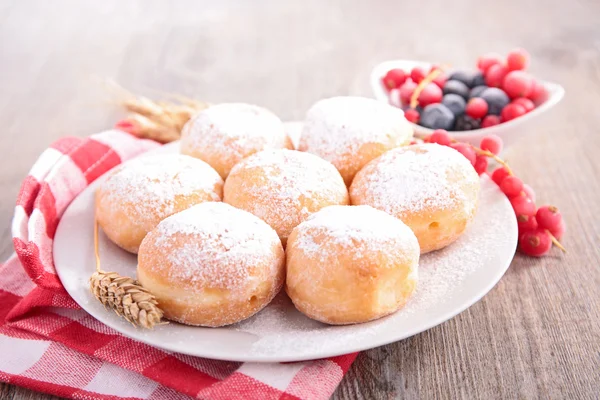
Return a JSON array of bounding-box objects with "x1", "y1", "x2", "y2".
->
[{"x1": 1, "y1": 0, "x2": 599, "y2": 399}]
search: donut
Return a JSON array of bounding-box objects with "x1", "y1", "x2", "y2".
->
[
  {"x1": 350, "y1": 143, "x2": 480, "y2": 254},
  {"x1": 180, "y1": 103, "x2": 293, "y2": 179},
  {"x1": 137, "y1": 202, "x2": 285, "y2": 327},
  {"x1": 298, "y1": 96, "x2": 413, "y2": 185},
  {"x1": 95, "y1": 154, "x2": 223, "y2": 254},
  {"x1": 223, "y1": 149, "x2": 349, "y2": 246},
  {"x1": 286, "y1": 205, "x2": 419, "y2": 325}
]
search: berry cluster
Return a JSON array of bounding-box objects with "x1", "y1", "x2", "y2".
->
[
  {"x1": 382, "y1": 48, "x2": 547, "y2": 131},
  {"x1": 422, "y1": 130, "x2": 566, "y2": 257}
]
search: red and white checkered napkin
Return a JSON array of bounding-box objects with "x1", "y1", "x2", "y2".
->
[{"x1": 0, "y1": 130, "x2": 357, "y2": 400}]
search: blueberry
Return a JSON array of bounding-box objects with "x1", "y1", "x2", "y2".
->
[
  {"x1": 470, "y1": 85, "x2": 488, "y2": 99},
  {"x1": 473, "y1": 72, "x2": 486, "y2": 87},
  {"x1": 419, "y1": 104, "x2": 455, "y2": 130},
  {"x1": 454, "y1": 115, "x2": 481, "y2": 131},
  {"x1": 448, "y1": 70, "x2": 478, "y2": 88},
  {"x1": 441, "y1": 94, "x2": 466, "y2": 116},
  {"x1": 480, "y1": 87, "x2": 510, "y2": 115},
  {"x1": 443, "y1": 80, "x2": 470, "y2": 99}
]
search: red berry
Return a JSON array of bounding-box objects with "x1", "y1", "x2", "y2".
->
[
  {"x1": 399, "y1": 80, "x2": 418, "y2": 104},
  {"x1": 519, "y1": 229, "x2": 552, "y2": 257},
  {"x1": 410, "y1": 67, "x2": 427, "y2": 84},
  {"x1": 382, "y1": 69, "x2": 407, "y2": 90},
  {"x1": 550, "y1": 219, "x2": 566, "y2": 240},
  {"x1": 500, "y1": 175, "x2": 524, "y2": 197},
  {"x1": 480, "y1": 134, "x2": 503, "y2": 155},
  {"x1": 481, "y1": 115, "x2": 501, "y2": 128},
  {"x1": 528, "y1": 80, "x2": 547, "y2": 105},
  {"x1": 433, "y1": 72, "x2": 447, "y2": 88},
  {"x1": 429, "y1": 129, "x2": 452, "y2": 146},
  {"x1": 511, "y1": 98, "x2": 535, "y2": 112},
  {"x1": 465, "y1": 98, "x2": 489, "y2": 119},
  {"x1": 517, "y1": 214, "x2": 538, "y2": 235},
  {"x1": 485, "y1": 64, "x2": 508, "y2": 88},
  {"x1": 503, "y1": 71, "x2": 534, "y2": 98},
  {"x1": 501, "y1": 103, "x2": 527, "y2": 122},
  {"x1": 450, "y1": 143, "x2": 476, "y2": 165},
  {"x1": 404, "y1": 108, "x2": 420, "y2": 123},
  {"x1": 473, "y1": 155, "x2": 488, "y2": 175},
  {"x1": 511, "y1": 194, "x2": 536, "y2": 216},
  {"x1": 477, "y1": 53, "x2": 503, "y2": 73},
  {"x1": 506, "y1": 48, "x2": 530, "y2": 71},
  {"x1": 418, "y1": 83, "x2": 443, "y2": 107},
  {"x1": 522, "y1": 184, "x2": 536, "y2": 203},
  {"x1": 536, "y1": 205, "x2": 563, "y2": 232},
  {"x1": 491, "y1": 167, "x2": 510, "y2": 186}
]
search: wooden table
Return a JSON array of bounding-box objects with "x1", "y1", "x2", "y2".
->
[{"x1": 1, "y1": 0, "x2": 599, "y2": 398}]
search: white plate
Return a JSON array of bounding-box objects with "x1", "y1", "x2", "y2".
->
[
  {"x1": 54, "y1": 124, "x2": 518, "y2": 363},
  {"x1": 370, "y1": 59, "x2": 565, "y2": 147}
]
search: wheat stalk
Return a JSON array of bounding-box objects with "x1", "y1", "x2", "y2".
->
[
  {"x1": 89, "y1": 218, "x2": 166, "y2": 329},
  {"x1": 107, "y1": 80, "x2": 209, "y2": 143}
]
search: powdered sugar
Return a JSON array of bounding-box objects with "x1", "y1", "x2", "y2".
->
[
  {"x1": 181, "y1": 103, "x2": 288, "y2": 176},
  {"x1": 299, "y1": 96, "x2": 411, "y2": 164},
  {"x1": 150, "y1": 202, "x2": 282, "y2": 290},
  {"x1": 293, "y1": 205, "x2": 419, "y2": 264},
  {"x1": 99, "y1": 154, "x2": 222, "y2": 231},
  {"x1": 350, "y1": 143, "x2": 480, "y2": 216},
  {"x1": 232, "y1": 178, "x2": 516, "y2": 357},
  {"x1": 224, "y1": 149, "x2": 348, "y2": 241}
]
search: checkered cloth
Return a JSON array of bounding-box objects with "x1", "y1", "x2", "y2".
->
[{"x1": 0, "y1": 130, "x2": 357, "y2": 399}]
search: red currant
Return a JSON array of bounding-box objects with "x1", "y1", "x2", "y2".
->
[
  {"x1": 517, "y1": 214, "x2": 538, "y2": 234},
  {"x1": 485, "y1": 64, "x2": 508, "y2": 88},
  {"x1": 433, "y1": 72, "x2": 447, "y2": 88},
  {"x1": 536, "y1": 205, "x2": 563, "y2": 232},
  {"x1": 506, "y1": 48, "x2": 530, "y2": 71},
  {"x1": 527, "y1": 80, "x2": 547, "y2": 105},
  {"x1": 410, "y1": 67, "x2": 427, "y2": 84},
  {"x1": 501, "y1": 103, "x2": 527, "y2": 122},
  {"x1": 382, "y1": 69, "x2": 407, "y2": 90},
  {"x1": 500, "y1": 175, "x2": 524, "y2": 197},
  {"x1": 481, "y1": 115, "x2": 501, "y2": 128},
  {"x1": 418, "y1": 83, "x2": 443, "y2": 107},
  {"x1": 550, "y1": 220, "x2": 566, "y2": 240},
  {"x1": 404, "y1": 108, "x2": 420, "y2": 123},
  {"x1": 429, "y1": 129, "x2": 452, "y2": 146},
  {"x1": 465, "y1": 98, "x2": 488, "y2": 119},
  {"x1": 491, "y1": 167, "x2": 510, "y2": 186},
  {"x1": 480, "y1": 134, "x2": 503, "y2": 155},
  {"x1": 399, "y1": 80, "x2": 418, "y2": 104},
  {"x1": 473, "y1": 155, "x2": 488, "y2": 175},
  {"x1": 503, "y1": 71, "x2": 533, "y2": 98},
  {"x1": 522, "y1": 184, "x2": 536, "y2": 203},
  {"x1": 511, "y1": 98, "x2": 535, "y2": 112},
  {"x1": 477, "y1": 53, "x2": 503, "y2": 73},
  {"x1": 511, "y1": 194, "x2": 536, "y2": 216},
  {"x1": 450, "y1": 143, "x2": 476, "y2": 165},
  {"x1": 519, "y1": 229, "x2": 552, "y2": 257}
]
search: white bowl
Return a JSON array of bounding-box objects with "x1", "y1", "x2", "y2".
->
[{"x1": 370, "y1": 59, "x2": 565, "y2": 147}]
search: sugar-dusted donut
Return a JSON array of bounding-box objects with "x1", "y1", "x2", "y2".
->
[
  {"x1": 298, "y1": 96, "x2": 413, "y2": 185},
  {"x1": 223, "y1": 149, "x2": 349, "y2": 246},
  {"x1": 95, "y1": 154, "x2": 223, "y2": 254},
  {"x1": 350, "y1": 143, "x2": 480, "y2": 253},
  {"x1": 286, "y1": 205, "x2": 420, "y2": 325},
  {"x1": 180, "y1": 103, "x2": 293, "y2": 179},
  {"x1": 137, "y1": 202, "x2": 285, "y2": 327}
]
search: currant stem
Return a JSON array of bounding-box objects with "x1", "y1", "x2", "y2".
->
[
  {"x1": 468, "y1": 144, "x2": 514, "y2": 176},
  {"x1": 410, "y1": 68, "x2": 442, "y2": 109},
  {"x1": 547, "y1": 230, "x2": 567, "y2": 253}
]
